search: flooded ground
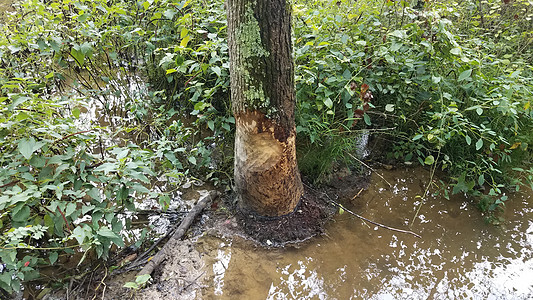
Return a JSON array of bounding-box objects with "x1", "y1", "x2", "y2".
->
[
  {"x1": 199, "y1": 167, "x2": 533, "y2": 299},
  {"x1": 0, "y1": 0, "x2": 13, "y2": 18}
]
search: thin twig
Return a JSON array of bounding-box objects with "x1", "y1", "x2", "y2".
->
[
  {"x1": 57, "y1": 129, "x2": 93, "y2": 142},
  {"x1": 351, "y1": 188, "x2": 364, "y2": 201},
  {"x1": 91, "y1": 266, "x2": 108, "y2": 300},
  {"x1": 0, "y1": 180, "x2": 20, "y2": 189},
  {"x1": 305, "y1": 183, "x2": 421, "y2": 238},
  {"x1": 346, "y1": 152, "x2": 392, "y2": 187},
  {"x1": 179, "y1": 271, "x2": 206, "y2": 294},
  {"x1": 329, "y1": 195, "x2": 421, "y2": 238},
  {"x1": 57, "y1": 207, "x2": 72, "y2": 234},
  {"x1": 410, "y1": 150, "x2": 440, "y2": 228}
]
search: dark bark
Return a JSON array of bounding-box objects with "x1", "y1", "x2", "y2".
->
[{"x1": 227, "y1": 0, "x2": 303, "y2": 216}]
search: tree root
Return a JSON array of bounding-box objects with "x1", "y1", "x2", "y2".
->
[{"x1": 136, "y1": 190, "x2": 219, "y2": 277}]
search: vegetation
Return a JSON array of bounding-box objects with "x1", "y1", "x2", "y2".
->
[{"x1": 0, "y1": 0, "x2": 531, "y2": 295}]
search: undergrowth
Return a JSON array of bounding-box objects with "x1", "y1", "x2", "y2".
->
[{"x1": 0, "y1": 0, "x2": 532, "y2": 295}]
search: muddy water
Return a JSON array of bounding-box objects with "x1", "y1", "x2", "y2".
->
[
  {"x1": 200, "y1": 167, "x2": 533, "y2": 299},
  {"x1": 0, "y1": 0, "x2": 12, "y2": 17}
]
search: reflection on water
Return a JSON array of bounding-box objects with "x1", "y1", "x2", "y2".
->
[
  {"x1": 213, "y1": 241, "x2": 232, "y2": 295},
  {"x1": 201, "y1": 167, "x2": 533, "y2": 299}
]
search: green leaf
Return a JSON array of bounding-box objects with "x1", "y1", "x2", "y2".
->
[
  {"x1": 465, "y1": 135, "x2": 471, "y2": 145},
  {"x1": 72, "y1": 107, "x2": 81, "y2": 118},
  {"x1": 194, "y1": 101, "x2": 210, "y2": 111},
  {"x1": 12, "y1": 205, "x2": 30, "y2": 223},
  {"x1": 87, "y1": 188, "x2": 102, "y2": 202},
  {"x1": 71, "y1": 48, "x2": 85, "y2": 66},
  {"x1": 450, "y1": 47, "x2": 461, "y2": 56},
  {"x1": 412, "y1": 134, "x2": 423, "y2": 141},
  {"x1": 131, "y1": 183, "x2": 150, "y2": 194},
  {"x1": 385, "y1": 104, "x2": 394, "y2": 112},
  {"x1": 81, "y1": 205, "x2": 95, "y2": 215},
  {"x1": 18, "y1": 138, "x2": 45, "y2": 160},
  {"x1": 44, "y1": 215, "x2": 54, "y2": 235},
  {"x1": 424, "y1": 155, "x2": 435, "y2": 165},
  {"x1": 363, "y1": 113, "x2": 371, "y2": 125},
  {"x1": 116, "y1": 148, "x2": 130, "y2": 160},
  {"x1": 94, "y1": 163, "x2": 117, "y2": 173},
  {"x1": 71, "y1": 226, "x2": 89, "y2": 245},
  {"x1": 124, "y1": 282, "x2": 139, "y2": 289},
  {"x1": 30, "y1": 155, "x2": 46, "y2": 168},
  {"x1": 211, "y1": 66, "x2": 221, "y2": 77},
  {"x1": 142, "y1": 1, "x2": 150, "y2": 10},
  {"x1": 476, "y1": 138, "x2": 483, "y2": 150},
  {"x1": 0, "y1": 272, "x2": 13, "y2": 293},
  {"x1": 166, "y1": 68, "x2": 177, "y2": 75},
  {"x1": 97, "y1": 227, "x2": 119, "y2": 239},
  {"x1": 77, "y1": 13, "x2": 90, "y2": 22},
  {"x1": 452, "y1": 174, "x2": 470, "y2": 194},
  {"x1": 476, "y1": 107, "x2": 483, "y2": 115},
  {"x1": 389, "y1": 29, "x2": 407, "y2": 39},
  {"x1": 65, "y1": 202, "x2": 77, "y2": 217},
  {"x1": 97, "y1": 227, "x2": 124, "y2": 247},
  {"x1": 207, "y1": 120, "x2": 215, "y2": 131},
  {"x1": 8, "y1": 45, "x2": 21, "y2": 54},
  {"x1": 9, "y1": 95, "x2": 30, "y2": 110},
  {"x1": 478, "y1": 174, "x2": 485, "y2": 186},
  {"x1": 135, "y1": 274, "x2": 151, "y2": 285},
  {"x1": 49, "y1": 252, "x2": 58, "y2": 265},
  {"x1": 342, "y1": 69, "x2": 351, "y2": 80},
  {"x1": 323, "y1": 97, "x2": 333, "y2": 109},
  {"x1": 458, "y1": 69, "x2": 472, "y2": 82},
  {"x1": 15, "y1": 111, "x2": 29, "y2": 121},
  {"x1": 180, "y1": 35, "x2": 191, "y2": 48},
  {"x1": 80, "y1": 42, "x2": 93, "y2": 56}
]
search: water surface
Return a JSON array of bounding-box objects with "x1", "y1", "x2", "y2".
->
[{"x1": 200, "y1": 167, "x2": 533, "y2": 299}]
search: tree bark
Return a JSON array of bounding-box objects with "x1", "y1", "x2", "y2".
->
[{"x1": 227, "y1": 0, "x2": 303, "y2": 216}]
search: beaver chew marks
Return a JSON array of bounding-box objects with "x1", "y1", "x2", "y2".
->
[{"x1": 234, "y1": 110, "x2": 303, "y2": 216}]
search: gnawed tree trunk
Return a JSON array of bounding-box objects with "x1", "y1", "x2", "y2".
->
[{"x1": 227, "y1": 0, "x2": 303, "y2": 216}]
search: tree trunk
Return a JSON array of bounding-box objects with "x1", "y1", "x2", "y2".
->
[{"x1": 227, "y1": 0, "x2": 303, "y2": 216}]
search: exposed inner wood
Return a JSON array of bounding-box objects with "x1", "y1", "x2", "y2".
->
[{"x1": 234, "y1": 110, "x2": 303, "y2": 216}]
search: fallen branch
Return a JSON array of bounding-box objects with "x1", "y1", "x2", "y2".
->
[{"x1": 136, "y1": 190, "x2": 219, "y2": 277}]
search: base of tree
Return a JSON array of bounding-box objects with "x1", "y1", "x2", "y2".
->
[{"x1": 234, "y1": 185, "x2": 336, "y2": 247}]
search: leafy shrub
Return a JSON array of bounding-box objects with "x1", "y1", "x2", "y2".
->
[{"x1": 0, "y1": 0, "x2": 532, "y2": 294}]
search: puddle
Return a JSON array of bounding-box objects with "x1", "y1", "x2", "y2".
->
[{"x1": 200, "y1": 167, "x2": 533, "y2": 299}]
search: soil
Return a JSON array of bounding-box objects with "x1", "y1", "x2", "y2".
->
[{"x1": 41, "y1": 170, "x2": 369, "y2": 300}]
